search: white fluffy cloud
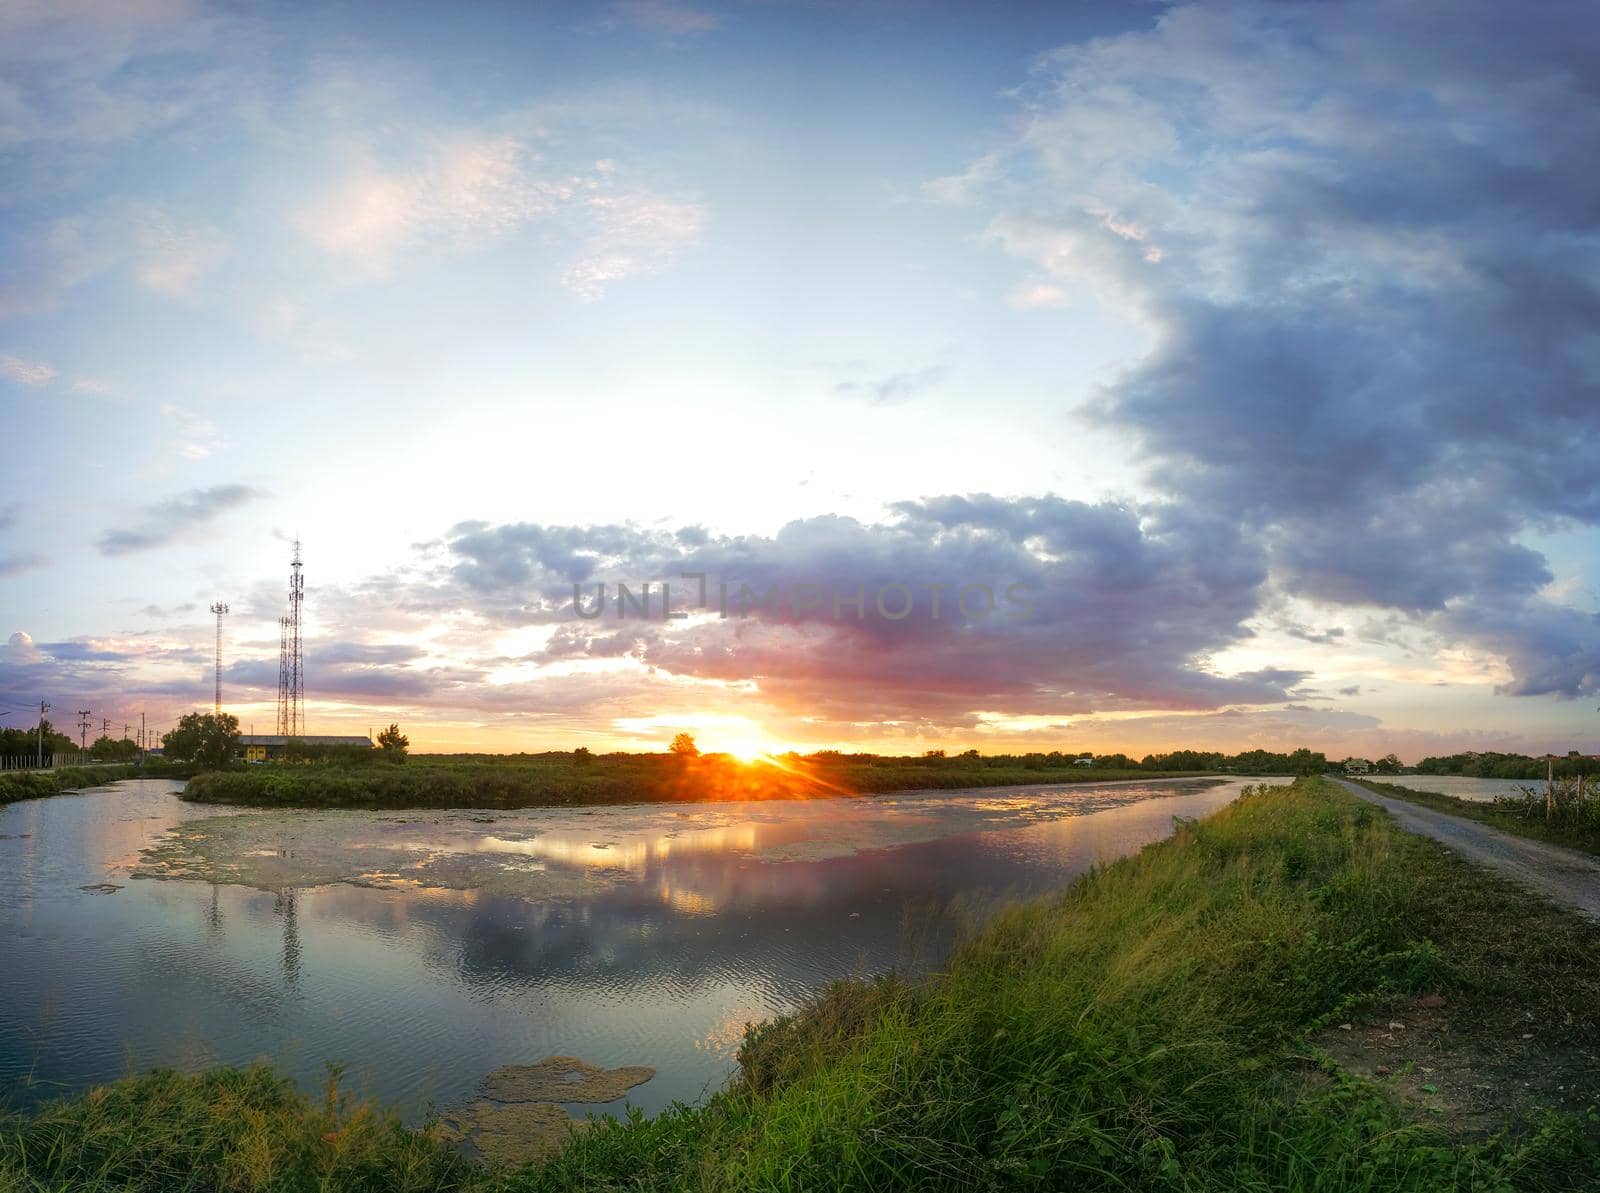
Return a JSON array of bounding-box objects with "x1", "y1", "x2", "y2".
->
[{"x1": 298, "y1": 134, "x2": 705, "y2": 297}]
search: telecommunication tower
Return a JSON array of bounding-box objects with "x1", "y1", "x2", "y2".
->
[
  {"x1": 210, "y1": 602, "x2": 230, "y2": 714},
  {"x1": 276, "y1": 616, "x2": 291, "y2": 735},
  {"x1": 287, "y1": 541, "x2": 304, "y2": 736}
]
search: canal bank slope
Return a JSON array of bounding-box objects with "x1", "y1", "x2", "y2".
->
[{"x1": 6, "y1": 777, "x2": 1600, "y2": 1191}]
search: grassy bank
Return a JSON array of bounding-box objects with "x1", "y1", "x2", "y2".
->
[
  {"x1": 1353, "y1": 777, "x2": 1600, "y2": 857},
  {"x1": 7, "y1": 778, "x2": 1600, "y2": 1190},
  {"x1": 0, "y1": 763, "x2": 185, "y2": 806},
  {"x1": 181, "y1": 754, "x2": 1209, "y2": 810}
]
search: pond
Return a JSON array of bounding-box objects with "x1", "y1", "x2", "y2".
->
[
  {"x1": 1361, "y1": 774, "x2": 1548, "y2": 803},
  {"x1": 0, "y1": 776, "x2": 1254, "y2": 1126}
]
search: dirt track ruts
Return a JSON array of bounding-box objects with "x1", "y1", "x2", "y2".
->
[{"x1": 1333, "y1": 777, "x2": 1600, "y2": 920}]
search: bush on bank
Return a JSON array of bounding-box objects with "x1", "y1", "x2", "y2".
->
[{"x1": 0, "y1": 762, "x2": 190, "y2": 806}]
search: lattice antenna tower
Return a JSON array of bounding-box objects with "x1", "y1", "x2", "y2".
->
[
  {"x1": 276, "y1": 615, "x2": 291, "y2": 735},
  {"x1": 209, "y1": 602, "x2": 229, "y2": 715},
  {"x1": 288, "y1": 540, "x2": 304, "y2": 736}
]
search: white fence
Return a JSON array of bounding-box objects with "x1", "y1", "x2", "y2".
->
[{"x1": 0, "y1": 753, "x2": 115, "y2": 770}]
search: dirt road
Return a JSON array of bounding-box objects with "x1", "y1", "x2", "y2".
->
[{"x1": 1333, "y1": 777, "x2": 1600, "y2": 919}]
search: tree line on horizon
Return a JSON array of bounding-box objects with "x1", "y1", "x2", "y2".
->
[
  {"x1": 1414, "y1": 750, "x2": 1594, "y2": 779},
  {"x1": 0, "y1": 721, "x2": 142, "y2": 762},
  {"x1": 11, "y1": 714, "x2": 1579, "y2": 782}
]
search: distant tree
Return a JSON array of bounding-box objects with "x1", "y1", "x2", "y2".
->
[
  {"x1": 1092, "y1": 753, "x2": 1135, "y2": 769},
  {"x1": 377, "y1": 723, "x2": 409, "y2": 759},
  {"x1": 162, "y1": 712, "x2": 241, "y2": 769},
  {"x1": 1374, "y1": 752, "x2": 1402, "y2": 774},
  {"x1": 0, "y1": 720, "x2": 74, "y2": 760},
  {"x1": 89, "y1": 735, "x2": 141, "y2": 762},
  {"x1": 573, "y1": 746, "x2": 593, "y2": 764},
  {"x1": 669, "y1": 733, "x2": 699, "y2": 757},
  {"x1": 923, "y1": 749, "x2": 947, "y2": 759},
  {"x1": 1288, "y1": 748, "x2": 1327, "y2": 775}
]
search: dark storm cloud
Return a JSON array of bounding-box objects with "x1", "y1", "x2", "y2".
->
[
  {"x1": 98, "y1": 484, "x2": 265, "y2": 555},
  {"x1": 974, "y1": 0, "x2": 1600, "y2": 696},
  {"x1": 439, "y1": 495, "x2": 1304, "y2": 722}
]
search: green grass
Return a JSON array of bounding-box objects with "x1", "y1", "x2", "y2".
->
[
  {"x1": 0, "y1": 1064, "x2": 470, "y2": 1192},
  {"x1": 7, "y1": 778, "x2": 1600, "y2": 1190},
  {"x1": 0, "y1": 764, "x2": 180, "y2": 806},
  {"x1": 180, "y1": 754, "x2": 1210, "y2": 810},
  {"x1": 1353, "y1": 777, "x2": 1600, "y2": 858}
]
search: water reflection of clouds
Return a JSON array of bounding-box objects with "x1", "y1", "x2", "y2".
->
[{"x1": 2, "y1": 777, "x2": 1255, "y2": 1123}]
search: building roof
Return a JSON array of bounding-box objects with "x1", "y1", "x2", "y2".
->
[{"x1": 241, "y1": 734, "x2": 373, "y2": 747}]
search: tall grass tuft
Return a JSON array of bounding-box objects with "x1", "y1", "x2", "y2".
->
[{"x1": 0, "y1": 1063, "x2": 470, "y2": 1192}]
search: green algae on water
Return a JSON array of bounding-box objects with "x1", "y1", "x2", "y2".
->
[{"x1": 482, "y1": 1056, "x2": 656, "y2": 1104}]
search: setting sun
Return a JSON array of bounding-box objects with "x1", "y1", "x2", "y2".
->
[{"x1": 715, "y1": 739, "x2": 778, "y2": 764}]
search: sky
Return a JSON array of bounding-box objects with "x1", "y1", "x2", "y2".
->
[{"x1": 3, "y1": 0, "x2": 1599, "y2": 760}]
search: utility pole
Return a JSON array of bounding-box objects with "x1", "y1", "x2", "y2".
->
[
  {"x1": 37, "y1": 700, "x2": 50, "y2": 767},
  {"x1": 77, "y1": 709, "x2": 91, "y2": 752},
  {"x1": 210, "y1": 601, "x2": 230, "y2": 715},
  {"x1": 141, "y1": 712, "x2": 146, "y2": 762}
]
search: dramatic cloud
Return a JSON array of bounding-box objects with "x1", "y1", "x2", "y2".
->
[
  {"x1": 965, "y1": 0, "x2": 1600, "y2": 697},
  {"x1": 2, "y1": 630, "x2": 41, "y2": 665},
  {"x1": 428, "y1": 495, "x2": 1304, "y2": 727},
  {"x1": 98, "y1": 484, "x2": 264, "y2": 555}
]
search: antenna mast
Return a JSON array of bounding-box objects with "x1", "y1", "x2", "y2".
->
[
  {"x1": 209, "y1": 602, "x2": 230, "y2": 714},
  {"x1": 288, "y1": 540, "x2": 304, "y2": 736},
  {"x1": 276, "y1": 615, "x2": 291, "y2": 735}
]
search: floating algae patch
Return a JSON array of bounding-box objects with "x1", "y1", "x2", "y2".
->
[
  {"x1": 482, "y1": 1055, "x2": 657, "y2": 1104},
  {"x1": 437, "y1": 1100, "x2": 588, "y2": 1166},
  {"x1": 439, "y1": 1056, "x2": 656, "y2": 1165},
  {"x1": 130, "y1": 810, "x2": 620, "y2": 899},
  {"x1": 129, "y1": 779, "x2": 1236, "y2": 896}
]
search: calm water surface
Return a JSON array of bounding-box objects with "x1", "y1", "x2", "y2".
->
[
  {"x1": 1363, "y1": 774, "x2": 1548, "y2": 803},
  {"x1": 1, "y1": 776, "x2": 1254, "y2": 1121}
]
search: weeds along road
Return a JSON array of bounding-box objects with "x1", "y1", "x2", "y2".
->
[{"x1": 1333, "y1": 776, "x2": 1600, "y2": 920}]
